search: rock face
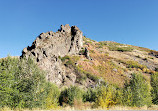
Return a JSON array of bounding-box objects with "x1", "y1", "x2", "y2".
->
[{"x1": 21, "y1": 24, "x2": 83, "y2": 86}]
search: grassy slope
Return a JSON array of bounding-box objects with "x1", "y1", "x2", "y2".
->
[{"x1": 68, "y1": 37, "x2": 158, "y2": 87}]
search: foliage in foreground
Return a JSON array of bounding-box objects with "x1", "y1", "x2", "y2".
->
[
  {"x1": 0, "y1": 56, "x2": 157, "y2": 110},
  {"x1": 0, "y1": 56, "x2": 60, "y2": 109}
]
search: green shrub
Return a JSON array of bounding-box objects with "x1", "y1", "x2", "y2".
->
[
  {"x1": 109, "y1": 46, "x2": 134, "y2": 52},
  {"x1": 60, "y1": 55, "x2": 80, "y2": 67},
  {"x1": 59, "y1": 86, "x2": 84, "y2": 106},
  {"x1": 79, "y1": 48, "x2": 85, "y2": 55},
  {"x1": 83, "y1": 88, "x2": 98, "y2": 102},
  {"x1": 60, "y1": 55, "x2": 70, "y2": 62},
  {"x1": 122, "y1": 73, "x2": 152, "y2": 107},
  {"x1": 86, "y1": 73, "x2": 99, "y2": 82},
  {"x1": 75, "y1": 66, "x2": 99, "y2": 83},
  {"x1": 122, "y1": 60, "x2": 147, "y2": 70},
  {"x1": 135, "y1": 55, "x2": 141, "y2": 58},
  {"x1": 151, "y1": 72, "x2": 158, "y2": 104}
]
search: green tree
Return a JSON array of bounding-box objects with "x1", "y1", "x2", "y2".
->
[
  {"x1": 151, "y1": 72, "x2": 158, "y2": 104},
  {"x1": 0, "y1": 56, "x2": 61, "y2": 109},
  {"x1": 14, "y1": 57, "x2": 46, "y2": 109},
  {"x1": 123, "y1": 73, "x2": 152, "y2": 107},
  {"x1": 0, "y1": 57, "x2": 19, "y2": 108}
]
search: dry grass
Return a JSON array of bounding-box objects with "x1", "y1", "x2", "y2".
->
[
  {"x1": 77, "y1": 48, "x2": 127, "y2": 87},
  {"x1": 80, "y1": 39, "x2": 158, "y2": 87},
  {"x1": 2, "y1": 105, "x2": 158, "y2": 111},
  {"x1": 110, "y1": 105, "x2": 158, "y2": 110}
]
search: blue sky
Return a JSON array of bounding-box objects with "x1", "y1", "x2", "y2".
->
[{"x1": 0, "y1": 0, "x2": 158, "y2": 58}]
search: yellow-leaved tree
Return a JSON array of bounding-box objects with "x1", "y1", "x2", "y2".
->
[{"x1": 95, "y1": 85, "x2": 117, "y2": 108}]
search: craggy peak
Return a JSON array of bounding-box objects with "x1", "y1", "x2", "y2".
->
[
  {"x1": 21, "y1": 24, "x2": 84, "y2": 86},
  {"x1": 22, "y1": 24, "x2": 83, "y2": 58}
]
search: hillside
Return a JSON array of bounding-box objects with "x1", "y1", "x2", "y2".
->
[
  {"x1": 21, "y1": 24, "x2": 158, "y2": 88},
  {"x1": 0, "y1": 24, "x2": 158, "y2": 110},
  {"x1": 80, "y1": 37, "x2": 158, "y2": 87}
]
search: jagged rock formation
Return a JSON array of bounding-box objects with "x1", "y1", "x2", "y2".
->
[
  {"x1": 21, "y1": 24, "x2": 84, "y2": 86},
  {"x1": 22, "y1": 24, "x2": 83, "y2": 58}
]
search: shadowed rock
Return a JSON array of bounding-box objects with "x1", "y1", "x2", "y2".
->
[{"x1": 84, "y1": 47, "x2": 91, "y2": 60}]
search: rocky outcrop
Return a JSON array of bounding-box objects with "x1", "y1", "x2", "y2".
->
[
  {"x1": 21, "y1": 24, "x2": 83, "y2": 86},
  {"x1": 149, "y1": 51, "x2": 158, "y2": 58},
  {"x1": 84, "y1": 47, "x2": 91, "y2": 60},
  {"x1": 22, "y1": 24, "x2": 83, "y2": 58}
]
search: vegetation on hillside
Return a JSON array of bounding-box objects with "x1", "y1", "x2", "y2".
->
[
  {"x1": 0, "y1": 56, "x2": 158, "y2": 110},
  {"x1": 96, "y1": 41, "x2": 134, "y2": 52},
  {"x1": 1, "y1": 37, "x2": 158, "y2": 110}
]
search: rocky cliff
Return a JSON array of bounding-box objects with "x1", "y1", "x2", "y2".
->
[{"x1": 21, "y1": 24, "x2": 86, "y2": 87}]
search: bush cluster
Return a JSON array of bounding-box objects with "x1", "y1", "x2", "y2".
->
[{"x1": 59, "y1": 86, "x2": 84, "y2": 106}]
